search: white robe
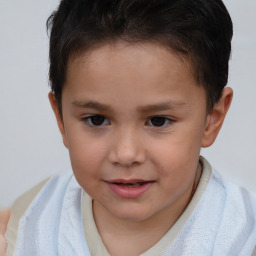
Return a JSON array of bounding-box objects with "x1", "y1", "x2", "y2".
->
[{"x1": 12, "y1": 169, "x2": 256, "y2": 256}]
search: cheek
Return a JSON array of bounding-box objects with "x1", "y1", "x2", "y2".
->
[
  {"x1": 149, "y1": 129, "x2": 202, "y2": 187},
  {"x1": 66, "y1": 132, "x2": 108, "y2": 186},
  {"x1": 151, "y1": 133, "x2": 201, "y2": 169},
  {"x1": 156, "y1": 145, "x2": 198, "y2": 201}
]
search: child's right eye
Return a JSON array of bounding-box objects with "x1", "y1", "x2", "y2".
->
[{"x1": 82, "y1": 115, "x2": 110, "y2": 127}]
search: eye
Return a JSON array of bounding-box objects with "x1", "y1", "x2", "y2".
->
[
  {"x1": 83, "y1": 115, "x2": 110, "y2": 127},
  {"x1": 147, "y1": 116, "x2": 173, "y2": 127}
]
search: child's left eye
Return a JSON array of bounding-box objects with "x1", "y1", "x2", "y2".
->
[
  {"x1": 82, "y1": 115, "x2": 110, "y2": 127},
  {"x1": 146, "y1": 116, "x2": 173, "y2": 127}
]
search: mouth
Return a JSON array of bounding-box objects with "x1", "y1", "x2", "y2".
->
[
  {"x1": 106, "y1": 179, "x2": 154, "y2": 198},
  {"x1": 116, "y1": 182, "x2": 144, "y2": 187},
  {"x1": 111, "y1": 181, "x2": 148, "y2": 187}
]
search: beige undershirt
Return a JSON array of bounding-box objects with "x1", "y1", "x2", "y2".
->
[{"x1": 6, "y1": 157, "x2": 212, "y2": 256}]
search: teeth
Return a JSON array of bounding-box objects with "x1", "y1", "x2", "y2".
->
[
  {"x1": 127, "y1": 183, "x2": 141, "y2": 187},
  {"x1": 117, "y1": 182, "x2": 142, "y2": 187}
]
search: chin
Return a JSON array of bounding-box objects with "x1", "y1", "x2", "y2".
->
[{"x1": 110, "y1": 205, "x2": 155, "y2": 222}]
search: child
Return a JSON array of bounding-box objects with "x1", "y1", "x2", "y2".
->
[{"x1": 4, "y1": 0, "x2": 256, "y2": 255}]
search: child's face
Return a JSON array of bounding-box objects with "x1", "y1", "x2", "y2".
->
[{"x1": 52, "y1": 42, "x2": 212, "y2": 222}]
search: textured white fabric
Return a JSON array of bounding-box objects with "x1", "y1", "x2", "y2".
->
[
  {"x1": 12, "y1": 168, "x2": 256, "y2": 256},
  {"x1": 162, "y1": 171, "x2": 256, "y2": 256},
  {"x1": 13, "y1": 172, "x2": 91, "y2": 256}
]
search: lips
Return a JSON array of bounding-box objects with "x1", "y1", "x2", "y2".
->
[
  {"x1": 115, "y1": 182, "x2": 143, "y2": 187},
  {"x1": 106, "y1": 179, "x2": 154, "y2": 199}
]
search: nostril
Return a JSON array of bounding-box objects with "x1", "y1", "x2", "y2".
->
[{"x1": 108, "y1": 136, "x2": 146, "y2": 166}]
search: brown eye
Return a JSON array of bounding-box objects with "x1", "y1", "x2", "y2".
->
[
  {"x1": 85, "y1": 115, "x2": 110, "y2": 126},
  {"x1": 148, "y1": 116, "x2": 171, "y2": 127}
]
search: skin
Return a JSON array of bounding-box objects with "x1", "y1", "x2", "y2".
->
[
  {"x1": 49, "y1": 41, "x2": 232, "y2": 256},
  {"x1": 0, "y1": 210, "x2": 10, "y2": 256}
]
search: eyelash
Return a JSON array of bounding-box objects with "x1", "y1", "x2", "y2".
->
[
  {"x1": 82, "y1": 115, "x2": 110, "y2": 127},
  {"x1": 82, "y1": 115, "x2": 174, "y2": 128},
  {"x1": 146, "y1": 116, "x2": 174, "y2": 128}
]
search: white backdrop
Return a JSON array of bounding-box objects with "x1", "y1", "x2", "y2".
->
[{"x1": 0, "y1": 0, "x2": 255, "y2": 207}]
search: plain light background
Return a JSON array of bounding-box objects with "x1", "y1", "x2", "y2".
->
[{"x1": 0, "y1": 0, "x2": 255, "y2": 207}]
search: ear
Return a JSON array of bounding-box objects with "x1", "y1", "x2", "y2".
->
[
  {"x1": 48, "y1": 92, "x2": 68, "y2": 148},
  {"x1": 201, "y1": 87, "x2": 233, "y2": 148}
]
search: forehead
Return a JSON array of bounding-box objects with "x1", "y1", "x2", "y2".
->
[
  {"x1": 67, "y1": 41, "x2": 192, "y2": 78},
  {"x1": 63, "y1": 41, "x2": 206, "y2": 111}
]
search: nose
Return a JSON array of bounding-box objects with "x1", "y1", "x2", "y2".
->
[{"x1": 108, "y1": 129, "x2": 146, "y2": 167}]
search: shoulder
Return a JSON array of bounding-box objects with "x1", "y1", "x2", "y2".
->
[
  {"x1": 206, "y1": 164, "x2": 256, "y2": 255},
  {"x1": 211, "y1": 168, "x2": 256, "y2": 212},
  {"x1": 5, "y1": 171, "x2": 73, "y2": 256},
  {"x1": 5, "y1": 178, "x2": 50, "y2": 256},
  {"x1": 201, "y1": 157, "x2": 256, "y2": 211},
  {"x1": 208, "y1": 164, "x2": 256, "y2": 230},
  {"x1": 11, "y1": 178, "x2": 51, "y2": 221}
]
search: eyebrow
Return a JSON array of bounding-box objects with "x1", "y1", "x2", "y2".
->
[
  {"x1": 72, "y1": 100, "x2": 113, "y2": 112},
  {"x1": 72, "y1": 99, "x2": 187, "y2": 113},
  {"x1": 137, "y1": 100, "x2": 187, "y2": 113}
]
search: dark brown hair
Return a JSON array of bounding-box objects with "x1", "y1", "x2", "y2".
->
[{"x1": 47, "y1": 0, "x2": 233, "y2": 115}]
